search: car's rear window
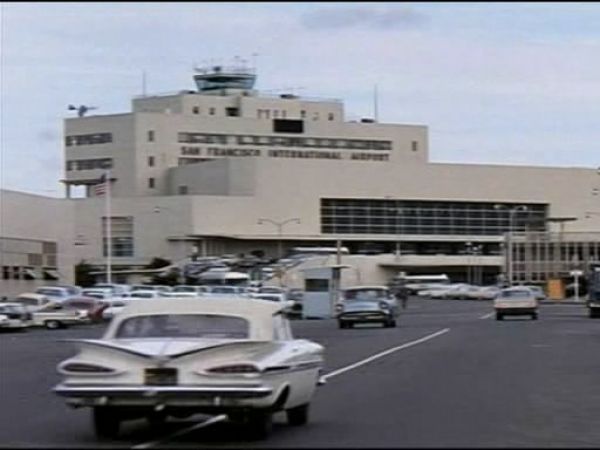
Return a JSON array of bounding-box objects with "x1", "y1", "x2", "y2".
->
[
  {"x1": 499, "y1": 290, "x2": 533, "y2": 299},
  {"x1": 115, "y1": 314, "x2": 249, "y2": 339},
  {"x1": 344, "y1": 289, "x2": 387, "y2": 300}
]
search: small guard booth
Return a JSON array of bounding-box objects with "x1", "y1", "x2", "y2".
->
[{"x1": 301, "y1": 265, "x2": 350, "y2": 319}]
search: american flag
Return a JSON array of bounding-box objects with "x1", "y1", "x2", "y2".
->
[{"x1": 94, "y1": 173, "x2": 108, "y2": 196}]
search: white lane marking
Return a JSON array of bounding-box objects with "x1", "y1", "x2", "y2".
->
[
  {"x1": 132, "y1": 328, "x2": 450, "y2": 447},
  {"x1": 322, "y1": 328, "x2": 450, "y2": 382},
  {"x1": 479, "y1": 312, "x2": 494, "y2": 319},
  {"x1": 132, "y1": 414, "x2": 227, "y2": 449}
]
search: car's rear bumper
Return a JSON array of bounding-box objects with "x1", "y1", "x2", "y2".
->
[
  {"x1": 494, "y1": 307, "x2": 537, "y2": 315},
  {"x1": 54, "y1": 383, "x2": 275, "y2": 408},
  {"x1": 338, "y1": 311, "x2": 391, "y2": 323}
]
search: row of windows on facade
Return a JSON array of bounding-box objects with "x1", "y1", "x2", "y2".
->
[
  {"x1": 320, "y1": 205, "x2": 546, "y2": 216},
  {"x1": 65, "y1": 133, "x2": 113, "y2": 146},
  {"x1": 321, "y1": 217, "x2": 547, "y2": 228},
  {"x1": 320, "y1": 198, "x2": 547, "y2": 212},
  {"x1": 67, "y1": 156, "x2": 155, "y2": 172},
  {"x1": 64, "y1": 130, "x2": 397, "y2": 153},
  {"x1": 177, "y1": 132, "x2": 394, "y2": 151},
  {"x1": 187, "y1": 105, "x2": 335, "y2": 122},
  {"x1": 66, "y1": 158, "x2": 113, "y2": 171},
  {"x1": 510, "y1": 245, "x2": 600, "y2": 262},
  {"x1": 320, "y1": 226, "x2": 543, "y2": 236}
]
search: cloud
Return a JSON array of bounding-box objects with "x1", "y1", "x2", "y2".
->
[{"x1": 300, "y1": 5, "x2": 428, "y2": 31}]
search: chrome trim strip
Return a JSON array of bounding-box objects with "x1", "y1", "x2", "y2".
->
[{"x1": 53, "y1": 384, "x2": 273, "y2": 398}]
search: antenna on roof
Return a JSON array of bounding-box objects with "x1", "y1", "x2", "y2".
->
[
  {"x1": 68, "y1": 104, "x2": 98, "y2": 117},
  {"x1": 142, "y1": 70, "x2": 147, "y2": 96},
  {"x1": 374, "y1": 84, "x2": 379, "y2": 123}
]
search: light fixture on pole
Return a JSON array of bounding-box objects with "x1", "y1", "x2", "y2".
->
[{"x1": 257, "y1": 217, "x2": 300, "y2": 260}]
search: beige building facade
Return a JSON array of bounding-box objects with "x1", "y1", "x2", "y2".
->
[{"x1": 2, "y1": 65, "x2": 599, "y2": 293}]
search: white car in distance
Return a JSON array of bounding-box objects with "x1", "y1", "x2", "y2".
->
[{"x1": 494, "y1": 287, "x2": 539, "y2": 321}]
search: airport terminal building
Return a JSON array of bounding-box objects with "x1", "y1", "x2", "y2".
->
[{"x1": 1, "y1": 64, "x2": 599, "y2": 293}]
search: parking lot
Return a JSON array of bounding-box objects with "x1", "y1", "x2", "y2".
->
[{"x1": 1, "y1": 298, "x2": 599, "y2": 448}]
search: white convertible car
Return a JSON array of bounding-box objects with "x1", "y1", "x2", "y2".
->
[{"x1": 53, "y1": 297, "x2": 325, "y2": 440}]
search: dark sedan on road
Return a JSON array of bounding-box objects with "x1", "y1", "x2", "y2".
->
[{"x1": 336, "y1": 286, "x2": 399, "y2": 329}]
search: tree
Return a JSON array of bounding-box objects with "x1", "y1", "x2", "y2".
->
[
  {"x1": 145, "y1": 257, "x2": 172, "y2": 269},
  {"x1": 145, "y1": 257, "x2": 179, "y2": 286},
  {"x1": 75, "y1": 260, "x2": 96, "y2": 287}
]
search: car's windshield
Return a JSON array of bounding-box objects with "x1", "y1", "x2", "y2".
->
[
  {"x1": 255, "y1": 294, "x2": 281, "y2": 302},
  {"x1": 211, "y1": 287, "x2": 236, "y2": 294},
  {"x1": 115, "y1": 314, "x2": 249, "y2": 339},
  {"x1": 131, "y1": 286, "x2": 156, "y2": 291},
  {"x1": 173, "y1": 286, "x2": 196, "y2": 293},
  {"x1": 344, "y1": 289, "x2": 388, "y2": 301},
  {"x1": 260, "y1": 287, "x2": 283, "y2": 294},
  {"x1": 0, "y1": 305, "x2": 20, "y2": 313},
  {"x1": 130, "y1": 292, "x2": 155, "y2": 298},
  {"x1": 35, "y1": 288, "x2": 65, "y2": 297},
  {"x1": 15, "y1": 297, "x2": 41, "y2": 307}
]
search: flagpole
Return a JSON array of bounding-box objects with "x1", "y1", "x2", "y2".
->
[{"x1": 105, "y1": 169, "x2": 112, "y2": 284}]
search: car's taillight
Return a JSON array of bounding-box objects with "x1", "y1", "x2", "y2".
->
[
  {"x1": 60, "y1": 362, "x2": 116, "y2": 374},
  {"x1": 206, "y1": 364, "x2": 261, "y2": 374}
]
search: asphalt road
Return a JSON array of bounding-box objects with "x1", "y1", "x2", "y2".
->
[{"x1": 1, "y1": 299, "x2": 598, "y2": 448}]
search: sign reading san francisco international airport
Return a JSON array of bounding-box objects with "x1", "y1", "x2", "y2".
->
[{"x1": 180, "y1": 146, "x2": 390, "y2": 162}]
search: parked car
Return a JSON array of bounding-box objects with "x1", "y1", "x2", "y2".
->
[
  {"x1": 259, "y1": 286, "x2": 287, "y2": 295},
  {"x1": 170, "y1": 285, "x2": 208, "y2": 296},
  {"x1": 416, "y1": 285, "x2": 453, "y2": 299},
  {"x1": 93, "y1": 283, "x2": 131, "y2": 296},
  {"x1": 446, "y1": 284, "x2": 480, "y2": 300},
  {"x1": 53, "y1": 298, "x2": 325, "y2": 440},
  {"x1": 61, "y1": 297, "x2": 107, "y2": 323},
  {"x1": 494, "y1": 287, "x2": 539, "y2": 321},
  {"x1": 129, "y1": 290, "x2": 165, "y2": 299},
  {"x1": 336, "y1": 286, "x2": 399, "y2": 328},
  {"x1": 34, "y1": 286, "x2": 78, "y2": 302},
  {"x1": 159, "y1": 291, "x2": 204, "y2": 298},
  {"x1": 203, "y1": 285, "x2": 244, "y2": 297},
  {"x1": 12, "y1": 293, "x2": 88, "y2": 329},
  {"x1": 81, "y1": 289, "x2": 113, "y2": 300},
  {"x1": 0, "y1": 302, "x2": 31, "y2": 330},
  {"x1": 522, "y1": 285, "x2": 546, "y2": 301},
  {"x1": 472, "y1": 286, "x2": 501, "y2": 300},
  {"x1": 130, "y1": 285, "x2": 172, "y2": 293}
]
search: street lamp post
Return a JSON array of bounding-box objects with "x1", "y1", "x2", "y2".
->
[
  {"x1": 387, "y1": 207, "x2": 403, "y2": 261},
  {"x1": 465, "y1": 242, "x2": 483, "y2": 285},
  {"x1": 495, "y1": 204, "x2": 528, "y2": 286},
  {"x1": 257, "y1": 217, "x2": 301, "y2": 260}
]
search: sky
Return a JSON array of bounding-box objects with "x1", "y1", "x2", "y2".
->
[{"x1": 1, "y1": 2, "x2": 599, "y2": 196}]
